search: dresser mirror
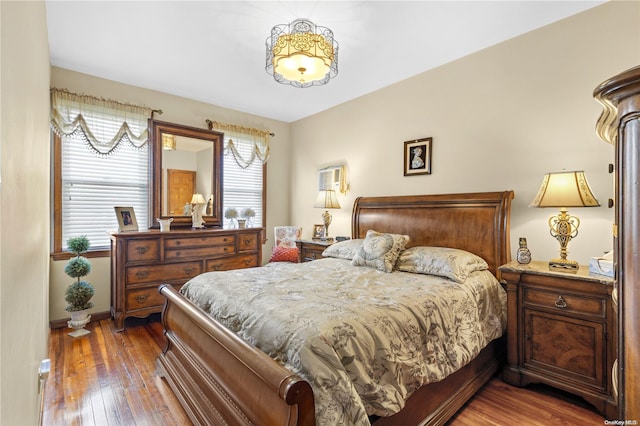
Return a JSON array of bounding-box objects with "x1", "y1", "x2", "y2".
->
[{"x1": 151, "y1": 120, "x2": 223, "y2": 228}]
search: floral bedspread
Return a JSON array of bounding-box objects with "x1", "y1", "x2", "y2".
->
[{"x1": 180, "y1": 258, "x2": 506, "y2": 425}]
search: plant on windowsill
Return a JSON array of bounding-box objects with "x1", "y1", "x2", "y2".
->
[{"x1": 64, "y1": 235, "x2": 95, "y2": 337}]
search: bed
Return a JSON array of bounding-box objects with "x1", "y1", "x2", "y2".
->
[{"x1": 157, "y1": 190, "x2": 514, "y2": 425}]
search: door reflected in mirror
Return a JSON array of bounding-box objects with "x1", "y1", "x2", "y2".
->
[{"x1": 162, "y1": 135, "x2": 214, "y2": 216}]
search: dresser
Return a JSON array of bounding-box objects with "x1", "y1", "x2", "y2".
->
[
  {"x1": 295, "y1": 239, "x2": 333, "y2": 262},
  {"x1": 594, "y1": 65, "x2": 640, "y2": 419},
  {"x1": 110, "y1": 228, "x2": 262, "y2": 331},
  {"x1": 500, "y1": 261, "x2": 616, "y2": 418}
]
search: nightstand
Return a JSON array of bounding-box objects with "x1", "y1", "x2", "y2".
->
[
  {"x1": 295, "y1": 240, "x2": 333, "y2": 262},
  {"x1": 499, "y1": 261, "x2": 616, "y2": 418}
]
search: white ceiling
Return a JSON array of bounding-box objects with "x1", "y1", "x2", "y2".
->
[{"x1": 46, "y1": 1, "x2": 605, "y2": 123}]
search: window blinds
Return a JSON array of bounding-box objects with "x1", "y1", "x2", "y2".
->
[
  {"x1": 223, "y1": 138, "x2": 263, "y2": 228},
  {"x1": 61, "y1": 134, "x2": 149, "y2": 250}
]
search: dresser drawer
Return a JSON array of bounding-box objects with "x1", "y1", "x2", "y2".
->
[
  {"x1": 165, "y1": 235, "x2": 235, "y2": 249},
  {"x1": 126, "y1": 261, "x2": 202, "y2": 284},
  {"x1": 206, "y1": 254, "x2": 258, "y2": 272},
  {"x1": 165, "y1": 244, "x2": 235, "y2": 260},
  {"x1": 126, "y1": 239, "x2": 160, "y2": 262},
  {"x1": 126, "y1": 286, "x2": 165, "y2": 311},
  {"x1": 238, "y1": 233, "x2": 259, "y2": 252},
  {"x1": 523, "y1": 287, "x2": 606, "y2": 318}
]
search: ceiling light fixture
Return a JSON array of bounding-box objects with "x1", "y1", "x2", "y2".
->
[{"x1": 265, "y1": 18, "x2": 338, "y2": 88}]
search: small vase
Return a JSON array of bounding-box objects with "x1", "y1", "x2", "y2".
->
[
  {"x1": 238, "y1": 219, "x2": 247, "y2": 229},
  {"x1": 67, "y1": 309, "x2": 91, "y2": 337},
  {"x1": 157, "y1": 218, "x2": 173, "y2": 232}
]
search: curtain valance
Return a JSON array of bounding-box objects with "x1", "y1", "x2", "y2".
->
[
  {"x1": 50, "y1": 88, "x2": 153, "y2": 156},
  {"x1": 206, "y1": 119, "x2": 270, "y2": 169}
]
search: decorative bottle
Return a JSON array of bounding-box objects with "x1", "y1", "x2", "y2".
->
[{"x1": 516, "y1": 237, "x2": 532, "y2": 264}]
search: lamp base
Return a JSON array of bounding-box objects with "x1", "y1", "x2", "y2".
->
[{"x1": 549, "y1": 258, "x2": 579, "y2": 272}]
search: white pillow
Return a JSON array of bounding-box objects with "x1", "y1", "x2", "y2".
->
[
  {"x1": 322, "y1": 239, "x2": 363, "y2": 260},
  {"x1": 396, "y1": 246, "x2": 488, "y2": 283},
  {"x1": 351, "y1": 230, "x2": 409, "y2": 273}
]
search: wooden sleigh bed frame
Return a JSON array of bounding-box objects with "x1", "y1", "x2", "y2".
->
[{"x1": 157, "y1": 190, "x2": 514, "y2": 425}]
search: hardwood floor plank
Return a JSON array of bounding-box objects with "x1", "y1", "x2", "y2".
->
[{"x1": 44, "y1": 315, "x2": 606, "y2": 426}]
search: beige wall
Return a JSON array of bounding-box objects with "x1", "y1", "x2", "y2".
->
[
  {"x1": 49, "y1": 68, "x2": 292, "y2": 321},
  {"x1": 290, "y1": 1, "x2": 640, "y2": 267},
  {"x1": 1, "y1": 1, "x2": 51, "y2": 424}
]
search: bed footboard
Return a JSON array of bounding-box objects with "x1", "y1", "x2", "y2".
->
[{"x1": 157, "y1": 284, "x2": 315, "y2": 426}]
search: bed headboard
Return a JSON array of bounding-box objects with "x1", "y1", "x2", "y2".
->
[{"x1": 351, "y1": 191, "x2": 514, "y2": 276}]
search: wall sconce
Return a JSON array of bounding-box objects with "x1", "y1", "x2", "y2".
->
[
  {"x1": 314, "y1": 190, "x2": 341, "y2": 239},
  {"x1": 190, "y1": 193, "x2": 206, "y2": 228},
  {"x1": 529, "y1": 170, "x2": 600, "y2": 271}
]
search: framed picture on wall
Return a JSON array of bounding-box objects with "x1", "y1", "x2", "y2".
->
[
  {"x1": 114, "y1": 206, "x2": 139, "y2": 232},
  {"x1": 404, "y1": 137, "x2": 432, "y2": 176},
  {"x1": 313, "y1": 224, "x2": 325, "y2": 239}
]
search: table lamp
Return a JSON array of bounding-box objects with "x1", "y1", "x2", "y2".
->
[
  {"x1": 313, "y1": 190, "x2": 340, "y2": 239},
  {"x1": 529, "y1": 170, "x2": 600, "y2": 271},
  {"x1": 190, "y1": 193, "x2": 206, "y2": 228}
]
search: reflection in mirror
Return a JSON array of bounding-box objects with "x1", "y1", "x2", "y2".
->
[
  {"x1": 151, "y1": 120, "x2": 223, "y2": 228},
  {"x1": 161, "y1": 135, "x2": 214, "y2": 216}
]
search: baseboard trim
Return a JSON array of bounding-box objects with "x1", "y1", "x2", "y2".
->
[{"x1": 49, "y1": 311, "x2": 112, "y2": 330}]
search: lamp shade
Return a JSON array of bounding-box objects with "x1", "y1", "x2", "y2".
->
[
  {"x1": 190, "y1": 193, "x2": 206, "y2": 204},
  {"x1": 314, "y1": 190, "x2": 340, "y2": 209},
  {"x1": 530, "y1": 171, "x2": 600, "y2": 208}
]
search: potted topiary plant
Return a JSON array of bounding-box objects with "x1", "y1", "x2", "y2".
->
[{"x1": 64, "y1": 235, "x2": 95, "y2": 337}]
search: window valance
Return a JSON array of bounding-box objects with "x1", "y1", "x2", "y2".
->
[
  {"x1": 50, "y1": 88, "x2": 153, "y2": 157},
  {"x1": 206, "y1": 119, "x2": 271, "y2": 169}
]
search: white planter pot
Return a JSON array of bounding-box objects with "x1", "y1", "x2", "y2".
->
[{"x1": 67, "y1": 308, "x2": 91, "y2": 337}]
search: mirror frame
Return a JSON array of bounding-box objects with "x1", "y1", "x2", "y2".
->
[{"x1": 150, "y1": 120, "x2": 223, "y2": 228}]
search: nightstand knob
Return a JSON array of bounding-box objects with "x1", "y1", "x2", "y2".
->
[{"x1": 555, "y1": 295, "x2": 567, "y2": 309}]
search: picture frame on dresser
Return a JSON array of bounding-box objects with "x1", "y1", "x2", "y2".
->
[
  {"x1": 404, "y1": 137, "x2": 432, "y2": 176},
  {"x1": 313, "y1": 224, "x2": 325, "y2": 239},
  {"x1": 114, "y1": 206, "x2": 138, "y2": 232}
]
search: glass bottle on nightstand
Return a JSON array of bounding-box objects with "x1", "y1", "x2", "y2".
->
[{"x1": 516, "y1": 237, "x2": 532, "y2": 264}]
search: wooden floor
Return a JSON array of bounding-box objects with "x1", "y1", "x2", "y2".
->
[{"x1": 43, "y1": 315, "x2": 606, "y2": 426}]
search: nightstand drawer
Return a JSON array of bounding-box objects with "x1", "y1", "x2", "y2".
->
[
  {"x1": 523, "y1": 287, "x2": 606, "y2": 318},
  {"x1": 301, "y1": 247, "x2": 325, "y2": 262}
]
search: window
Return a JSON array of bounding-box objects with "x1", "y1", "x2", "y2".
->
[
  {"x1": 51, "y1": 89, "x2": 152, "y2": 258},
  {"x1": 223, "y1": 138, "x2": 265, "y2": 229},
  {"x1": 210, "y1": 120, "x2": 270, "y2": 236},
  {"x1": 54, "y1": 133, "x2": 149, "y2": 254}
]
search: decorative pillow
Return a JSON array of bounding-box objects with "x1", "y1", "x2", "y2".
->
[
  {"x1": 274, "y1": 226, "x2": 302, "y2": 248},
  {"x1": 351, "y1": 230, "x2": 409, "y2": 273},
  {"x1": 322, "y1": 239, "x2": 364, "y2": 260},
  {"x1": 269, "y1": 246, "x2": 299, "y2": 263},
  {"x1": 396, "y1": 246, "x2": 488, "y2": 283}
]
